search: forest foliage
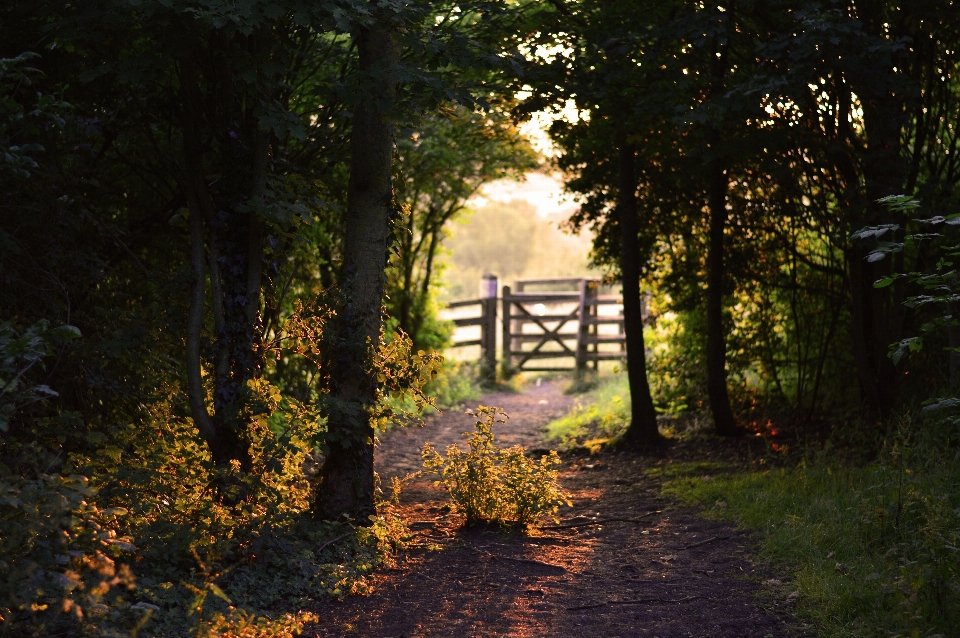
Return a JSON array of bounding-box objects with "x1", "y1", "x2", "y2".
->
[{"x1": 520, "y1": 0, "x2": 960, "y2": 433}]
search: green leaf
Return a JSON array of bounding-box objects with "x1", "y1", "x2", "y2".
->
[
  {"x1": 889, "y1": 337, "x2": 922, "y2": 365},
  {"x1": 873, "y1": 276, "x2": 896, "y2": 289},
  {"x1": 922, "y1": 397, "x2": 960, "y2": 412},
  {"x1": 207, "y1": 583, "x2": 232, "y2": 604},
  {"x1": 877, "y1": 194, "x2": 920, "y2": 212},
  {"x1": 50, "y1": 325, "x2": 81, "y2": 340}
]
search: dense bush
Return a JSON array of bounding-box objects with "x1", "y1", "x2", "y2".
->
[
  {"x1": 422, "y1": 406, "x2": 570, "y2": 527},
  {"x1": 0, "y1": 319, "x2": 413, "y2": 637}
]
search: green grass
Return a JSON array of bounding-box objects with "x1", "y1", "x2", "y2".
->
[
  {"x1": 662, "y1": 449, "x2": 960, "y2": 638},
  {"x1": 544, "y1": 373, "x2": 632, "y2": 450}
]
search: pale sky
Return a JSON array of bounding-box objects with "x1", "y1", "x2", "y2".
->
[
  {"x1": 470, "y1": 102, "x2": 583, "y2": 219},
  {"x1": 472, "y1": 171, "x2": 577, "y2": 219}
]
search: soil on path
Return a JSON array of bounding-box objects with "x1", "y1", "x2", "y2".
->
[{"x1": 306, "y1": 380, "x2": 800, "y2": 638}]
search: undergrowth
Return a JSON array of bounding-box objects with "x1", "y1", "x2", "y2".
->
[
  {"x1": 421, "y1": 406, "x2": 570, "y2": 527},
  {"x1": 661, "y1": 418, "x2": 960, "y2": 638},
  {"x1": 0, "y1": 401, "x2": 408, "y2": 637},
  {"x1": 380, "y1": 359, "x2": 482, "y2": 430},
  {"x1": 0, "y1": 321, "x2": 411, "y2": 637}
]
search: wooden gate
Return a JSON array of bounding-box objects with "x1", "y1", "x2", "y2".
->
[
  {"x1": 445, "y1": 277, "x2": 627, "y2": 373},
  {"x1": 501, "y1": 278, "x2": 625, "y2": 373}
]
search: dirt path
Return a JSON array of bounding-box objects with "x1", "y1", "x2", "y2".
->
[
  {"x1": 306, "y1": 381, "x2": 800, "y2": 638},
  {"x1": 374, "y1": 380, "x2": 575, "y2": 487}
]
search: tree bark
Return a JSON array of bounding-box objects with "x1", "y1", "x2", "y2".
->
[
  {"x1": 616, "y1": 143, "x2": 662, "y2": 447},
  {"x1": 842, "y1": 2, "x2": 910, "y2": 423},
  {"x1": 184, "y1": 174, "x2": 257, "y2": 468},
  {"x1": 846, "y1": 97, "x2": 905, "y2": 423},
  {"x1": 186, "y1": 199, "x2": 219, "y2": 451},
  {"x1": 179, "y1": 51, "x2": 266, "y2": 470},
  {"x1": 704, "y1": 16, "x2": 739, "y2": 437},
  {"x1": 410, "y1": 223, "x2": 441, "y2": 345},
  {"x1": 316, "y1": 19, "x2": 399, "y2": 523},
  {"x1": 705, "y1": 152, "x2": 739, "y2": 436}
]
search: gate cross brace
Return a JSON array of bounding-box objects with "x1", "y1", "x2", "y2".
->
[{"x1": 512, "y1": 303, "x2": 579, "y2": 368}]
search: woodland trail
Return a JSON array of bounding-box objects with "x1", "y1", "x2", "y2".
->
[{"x1": 306, "y1": 380, "x2": 801, "y2": 638}]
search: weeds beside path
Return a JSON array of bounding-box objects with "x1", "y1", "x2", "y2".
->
[{"x1": 305, "y1": 380, "x2": 800, "y2": 637}]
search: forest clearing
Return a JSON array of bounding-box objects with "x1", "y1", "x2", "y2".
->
[{"x1": 3, "y1": 1, "x2": 960, "y2": 637}]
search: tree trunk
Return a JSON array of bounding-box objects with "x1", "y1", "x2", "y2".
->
[
  {"x1": 848, "y1": 100, "x2": 905, "y2": 422},
  {"x1": 183, "y1": 141, "x2": 255, "y2": 468},
  {"x1": 843, "y1": 2, "x2": 908, "y2": 423},
  {"x1": 703, "y1": 15, "x2": 739, "y2": 437},
  {"x1": 616, "y1": 143, "x2": 662, "y2": 447},
  {"x1": 410, "y1": 224, "x2": 441, "y2": 347},
  {"x1": 316, "y1": 19, "x2": 399, "y2": 523},
  {"x1": 705, "y1": 153, "x2": 739, "y2": 436},
  {"x1": 185, "y1": 199, "x2": 219, "y2": 453}
]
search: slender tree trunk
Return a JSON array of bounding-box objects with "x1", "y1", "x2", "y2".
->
[
  {"x1": 616, "y1": 143, "x2": 662, "y2": 447},
  {"x1": 316, "y1": 19, "x2": 399, "y2": 523},
  {"x1": 844, "y1": 3, "x2": 908, "y2": 423},
  {"x1": 705, "y1": 153, "x2": 739, "y2": 436},
  {"x1": 185, "y1": 200, "x2": 218, "y2": 451},
  {"x1": 397, "y1": 210, "x2": 415, "y2": 336},
  {"x1": 846, "y1": 245, "x2": 886, "y2": 420},
  {"x1": 183, "y1": 133, "x2": 254, "y2": 467},
  {"x1": 807, "y1": 294, "x2": 843, "y2": 421},
  {"x1": 845, "y1": 101, "x2": 905, "y2": 422},
  {"x1": 189, "y1": 181, "x2": 259, "y2": 468},
  {"x1": 179, "y1": 51, "x2": 267, "y2": 470},
  {"x1": 702, "y1": 13, "x2": 739, "y2": 436}
]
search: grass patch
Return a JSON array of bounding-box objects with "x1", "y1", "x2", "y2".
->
[
  {"x1": 543, "y1": 374, "x2": 631, "y2": 451},
  {"x1": 645, "y1": 460, "x2": 732, "y2": 481},
  {"x1": 543, "y1": 371, "x2": 706, "y2": 451},
  {"x1": 661, "y1": 436, "x2": 960, "y2": 638}
]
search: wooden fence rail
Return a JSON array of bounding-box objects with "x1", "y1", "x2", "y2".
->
[
  {"x1": 446, "y1": 277, "x2": 626, "y2": 374},
  {"x1": 445, "y1": 297, "x2": 497, "y2": 372}
]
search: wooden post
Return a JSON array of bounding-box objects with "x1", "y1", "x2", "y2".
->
[
  {"x1": 501, "y1": 285, "x2": 512, "y2": 374},
  {"x1": 575, "y1": 279, "x2": 589, "y2": 373},
  {"x1": 479, "y1": 274, "x2": 498, "y2": 379},
  {"x1": 480, "y1": 297, "x2": 496, "y2": 376},
  {"x1": 575, "y1": 279, "x2": 599, "y2": 373},
  {"x1": 587, "y1": 298, "x2": 600, "y2": 371}
]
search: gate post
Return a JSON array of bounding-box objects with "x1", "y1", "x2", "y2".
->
[
  {"x1": 501, "y1": 285, "x2": 512, "y2": 375},
  {"x1": 479, "y1": 274, "x2": 498, "y2": 379},
  {"x1": 575, "y1": 279, "x2": 597, "y2": 373}
]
